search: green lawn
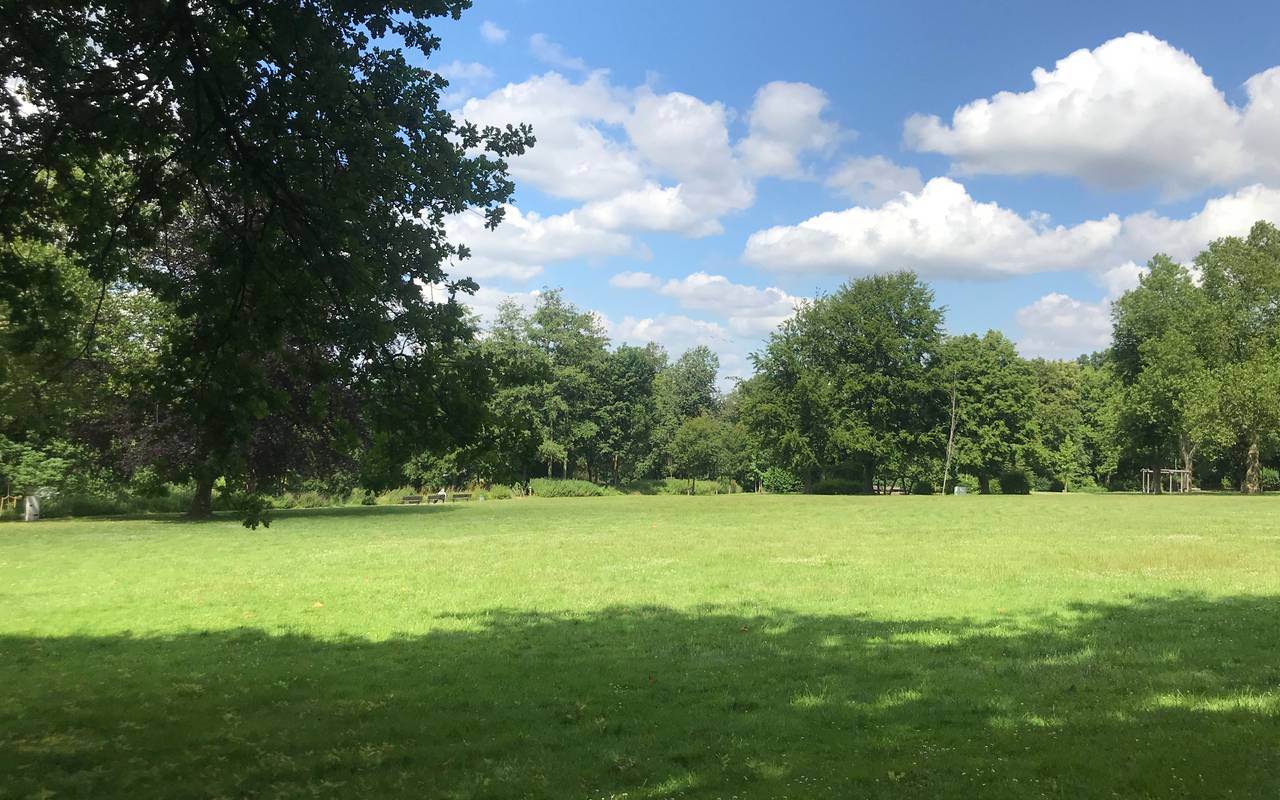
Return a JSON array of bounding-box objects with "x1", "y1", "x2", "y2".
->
[{"x1": 2, "y1": 495, "x2": 1278, "y2": 799}]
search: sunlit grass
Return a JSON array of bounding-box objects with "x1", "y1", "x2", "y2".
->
[{"x1": 1, "y1": 494, "x2": 1278, "y2": 798}]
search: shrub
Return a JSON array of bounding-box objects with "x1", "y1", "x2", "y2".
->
[
  {"x1": 911, "y1": 479, "x2": 935, "y2": 495},
  {"x1": 528, "y1": 478, "x2": 620, "y2": 498},
  {"x1": 485, "y1": 484, "x2": 515, "y2": 500},
  {"x1": 951, "y1": 474, "x2": 980, "y2": 494},
  {"x1": 998, "y1": 468, "x2": 1032, "y2": 495},
  {"x1": 1046, "y1": 478, "x2": 1066, "y2": 493},
  {"x1": 760, "y1": 467, "x2": 802, "y2": 494},
  {"x1": 811, "y1": 478, "x2": 860, "y2": 495},
  {"x1": 1261, "y1": 467, "x2": 1280, "y2": 492}
]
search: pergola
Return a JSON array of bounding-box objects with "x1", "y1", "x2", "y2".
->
[{"x1": 1141, "y1": 468, "x2": 1191, "y2": 494}]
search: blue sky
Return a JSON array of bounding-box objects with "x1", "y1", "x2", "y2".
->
[{"x1": 421, "y1": 1, "x2": 1280, "y2": 382}]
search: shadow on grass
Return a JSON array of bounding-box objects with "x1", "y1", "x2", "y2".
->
[{"x1": 2, "y1": 595, "x2": 1277, "y2": 798}]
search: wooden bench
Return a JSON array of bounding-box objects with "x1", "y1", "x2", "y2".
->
[
  {"x1": 401, "y1": 495, "x2": 423, "y2": 505},
  {"x1": 450, "y1": 492, "x2": 471, "y2": 502}
]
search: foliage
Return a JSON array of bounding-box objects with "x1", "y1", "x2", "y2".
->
[
  {"x1": 528, "y1": 478, "x2": 621, "y2": 498},
  {"x1": 484, "y1": 484, "x2": 516, "y2": 500},
  {"x1": 811, "y1": 478, "x2": 861, "y2": 495},
  {"x1": 748, "y1": 273, "x2": 945, "y2": 492},
  {"x1": 997, "y1": 468, "x2": 1032, "y2": 495},
  {"x1": 761, "y1": 466, "x2": 803, "y2": 494},
  {"x1": 2, "y1": 0, "x2": 532, "y2": 523},
  {"x1": 941, "y1": 331, "x2": 1036, "y2": 492}
]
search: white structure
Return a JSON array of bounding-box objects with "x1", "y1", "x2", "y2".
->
[{"x1": 23, "y1": 495, "x2": 40, "y2": 521}]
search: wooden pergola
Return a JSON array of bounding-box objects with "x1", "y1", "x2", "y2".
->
[{"x1": 1141, "y1": 468, "x2": 1191, "y2": 494}]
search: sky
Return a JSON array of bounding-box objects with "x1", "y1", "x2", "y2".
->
[{"x1": 420, "y1": 0, "x2": 1280, "y2": 384}]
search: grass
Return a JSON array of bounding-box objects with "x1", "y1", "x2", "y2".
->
[{"x1": 1, "y1": 494, "x2": 1278, "y2": 799}]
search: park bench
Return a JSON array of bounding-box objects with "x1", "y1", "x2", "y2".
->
[
  {"x1": 451, "y1": 492, "x2": 471, "y2": 502},
  {"x1": 401, "y1": 495, "x2": 423, "y2": 505}
]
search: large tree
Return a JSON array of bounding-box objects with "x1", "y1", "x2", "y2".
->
[
  {"x1": 749, "y1": 273, "x2": 945, "y2": 493},
  {"x1": 1194, "y1": 221, "x2": 1280, "y2": 492},
  {"x1": 1110, "y1": 255, "x2": 1212, "y2": 488},
  {"x1": 940, "y1": 331, "x2": 1035, "y2": 493},
  {"x1": 1, "y1": 1, "x2": 532, "y2": 520}
]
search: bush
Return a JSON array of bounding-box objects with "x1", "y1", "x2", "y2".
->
[
  {"x1": 1262, "y1": 467, "x2": 1280, "y2": 492},
  {"x1": 1046, "y1": 478, "x2": 1066, "y2": 493},
  {"x1": 528, "y1": 478, "x2": 620, "y2": 498},
  {"x1": 811, "y1": 478, "x2": 860, "y2": 495},
  {"x1": 485, "y1": 484, "x2": 515, "y2": 500},
  {"x1": 760, "y1": 467, "x2": 802, "y2": 494},
  {"x1": 998, "y1": 468, "x2": 1032, "y2": 495},
  {"x1": 950, "y1": 474, "x2": 980, "y2": 494},
  {"x1": 911, "y1": 479, "x2": 934, "y2": 495}
]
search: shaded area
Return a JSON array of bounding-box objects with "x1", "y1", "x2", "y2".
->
[{"x1": 2, "y1": 595, "x2": 1277, "y2": 798}]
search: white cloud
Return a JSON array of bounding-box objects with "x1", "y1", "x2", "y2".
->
[
  {"x1": 739, "y1": 81, "x2": 842, "y2": 178},
  {"x1": 1096, "y1": 261, "x2": 1147, "y2": 300},
  {"x1": 656, "y1": 272, "x2": 805, "y2": 336},
  {"x1": 608, "y1": 270, "x2": 661, "y2": 290},
  {"x1": 461, "y1": 72, "x2": 641, "y2": 201},
  {"x1": 529, "y1": 33, "x2": 587, "y2": 72},
  {"x1": 443, "y1": 204, "x2": 635, "y2": 283},
  {"x1": 461, "y1": 73, "x2": 754, "y2": 236},
  {"x1": 479, "y1": 20, "x2": 508, "y2": 44},
  {"x1": 743, "y1": 178, "x2": 1280, "y2": 281},
  {"x1": 905, "y1": 32, "x2": 1280, "y2": 194},
  {"x1": 744, "y1": 177, "x2": 1121, "y2": 278},
  {"x1": 437, "y1": 60, "x2": 495, "y2": 82},
  {"x1": 1015, "y1": 293, "x2": 1113, "y2": 360},
  {"x1": 606, "y1": 313, "x2": 750, "y2": 388},
  {"x1": 825, "y1": 155, "x2": 924, "y2": 204}
]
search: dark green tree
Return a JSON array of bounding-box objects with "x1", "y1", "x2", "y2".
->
[
  {"x1": 940, "y1": 331, "x2": 1035, "y2": 493},
  {"x1": 1, "y1": 1, "x2": 532, "y2": 522},
  {"x1": 749, "y1": 273, "x2": 945, "y2": 492}
]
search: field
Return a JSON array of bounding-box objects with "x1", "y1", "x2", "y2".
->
[{"x1": 2, "y1": 495, "x2": 1278, "y2": 799}]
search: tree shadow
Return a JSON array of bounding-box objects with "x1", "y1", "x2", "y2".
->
[{"x1": 2, "y1": 594, "x2": 1277, "y2": 798}]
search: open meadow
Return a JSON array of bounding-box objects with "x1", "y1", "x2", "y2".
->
[{"x1": 2, "y1": 494, "x2": 1279, "y2": 799}]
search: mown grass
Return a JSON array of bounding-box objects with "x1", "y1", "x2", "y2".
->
[{"x1": 1, "y1": 494, "x2": 1278, "y2": 798}]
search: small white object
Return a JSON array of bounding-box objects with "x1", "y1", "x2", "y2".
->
[
  {"x1": 23, "y1": 495, "x2": 40, "y2": 521},
  {"x1": 953, "y1": 486, "x2": 969, "y2": 496}
]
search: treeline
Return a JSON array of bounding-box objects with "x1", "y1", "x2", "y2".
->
[{"x1": 5, "y1": 222, "x2": 1280, "y2": 521}]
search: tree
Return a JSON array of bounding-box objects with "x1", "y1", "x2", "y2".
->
[
  {"x1": 939, "y1": 331, "x2": 1035, "y2": 493},
  {"x1": 1111, "y1": 255, "x2": 1212, "y2": 489},
  {"x1": 1, "y1": 1, "x2": 532, "y2": 522},
  {"x1": 669, "y1": 415, "x2": 722, "y2": 494},
  {"x1": 1194, "y1": 222, "x2": 1280, "y2": 492},
  {"x1": 749, "y1": 273, "x2": 945, "y2": 493}
]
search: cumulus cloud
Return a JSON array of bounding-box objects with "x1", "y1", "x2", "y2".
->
[
  {"x1": 739, "y1": 81, "x2": 842, "y2": 178},
  {"x1": 744, "y1": 177, "x2": 1120, "y2": 278},
  {"x1": 612, "y1": 270, "x2": 805, "y2": 337},
  {"x1": 825, "y1": 155, "x2": 924, "y2": 204},
  {"x1": 608, "y1": 270, "x2": 662, "y2": 290},
  {"x1": 904, "y1": 32, "x2": 1280, "y2": 194},
  {"x1": 529, "y1": 33, "x2": 587, "y2": 72},
  {"x1": 479, "y1": 20, "x2": 508, "y2": 44},
  {"x1": 461, "y1": 72, "x2": 641, "y2": 201},
  {"x1": 443, "y1": 204, "x2": 635, "y2": 283},
  {"x1": 1015, "y1": 293, "x2": 1113, "y2": 360},
  {"x1": 743, "y1": 178, "x2": 1280, "y2": 281}
]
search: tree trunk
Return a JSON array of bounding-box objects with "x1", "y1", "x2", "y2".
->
[
  {"x1": 690, "y1": 477, "x2": 696, "y2": 495},
  {"x1": 942, "y1": 385, "x2": 958, "y2": 495},
  {"x1": 861, "y1": 463, "x2": 875, "y2": 495},
  {"x1": 1244, "y1": 434, "x2": 1262, "y2": 494},
  {"x1": 978, "y1": 474, "x2": 991, "y2": 495},
  {"x1": 190, "y1": 473, "x2": 215, "y2": 518}
]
